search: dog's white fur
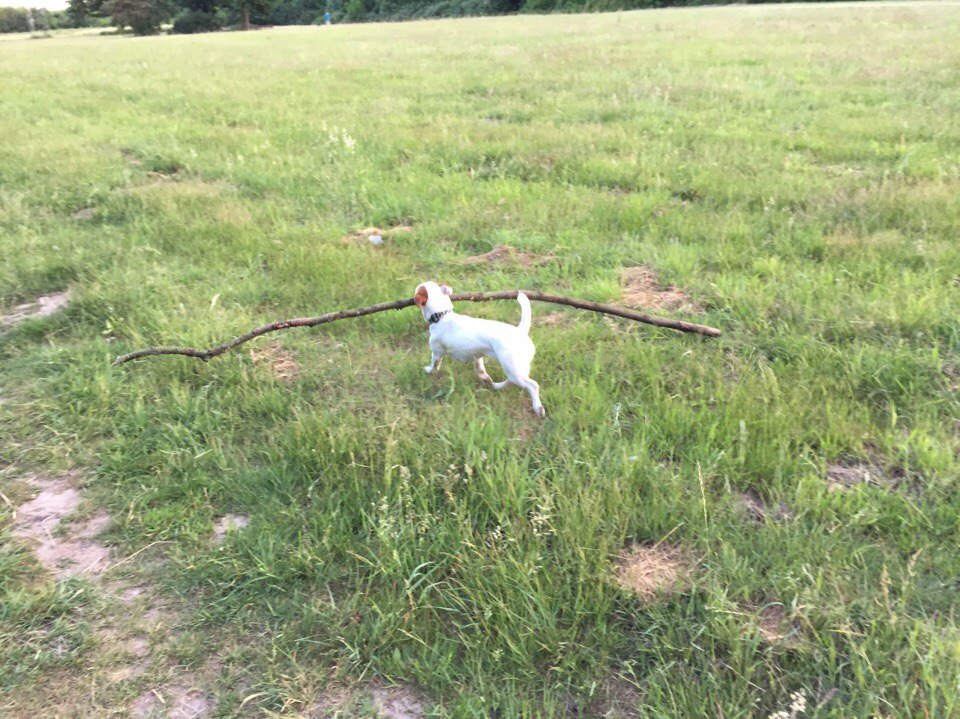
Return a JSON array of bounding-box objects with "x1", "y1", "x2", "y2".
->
[{"x1": 414, "y1": 281, "x2": 545, "y2": 418}]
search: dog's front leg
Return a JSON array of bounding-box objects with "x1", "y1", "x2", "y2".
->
[
  {"x1": 425, "y1": 337, "x2": 445, "y2": 375},
  {"x1": 424, "y1": 352, "x2": 443, "y2": 375}
]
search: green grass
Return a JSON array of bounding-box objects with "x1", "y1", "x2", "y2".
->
[{"x1": 1, "y1": 3, "x2": 959, "y2": 716}]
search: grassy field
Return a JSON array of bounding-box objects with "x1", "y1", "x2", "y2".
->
[{"x1": 2, "y1": 3, "x2": 959, "y2": 717}]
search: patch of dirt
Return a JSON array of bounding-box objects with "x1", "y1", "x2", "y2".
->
[
  {"x1": 0, "y1": 290, "x2": 71, "y2": 328},
  {"x1": 249, "y1": 343, "x2": 298, "y2": 383},
  {"x1": 121, "y1": 585, "x2": 150, "y2": 603},
  {"x1": 105, "y1": 632, "x2": 152, "y2": 682},
  {"x1": 537, "y1": 311, "x2": 574, "y2": 328},
  {"x1": 619, "y1": 266, "x2": 698, "y2": 313},
  {"x1": 737, "y1": 490, "x2": 793, "y2": 523},
  {"x1": 614, "y1": 544, "x2": 692, "y2": 602},
  {"x1": 131, "y1": 685, "x2": 211, "y2": 719},
  {"x1": 213, "y1": 514, "x2": 249, "y2": 544},
  {"x1": 755, "y1": 603, "x2": 800, "y2": 644},
  {"x1": 71, "y1": 207, "x2": 95, "y2": 221},
  {"x1": 10, "y1": 474, "x2": 112, "y2": 578},
  {"x1": 369, "y1": 684, "x2": 427, "y2": 719},
  {"x1": 588, "y1": 674, "x2": 643, "y2": 718},
  {"x1": 310, "y1": 683, "x2": 426, "y2": 719},
  {"x1": 461, "y1": 243, "x2": 554, "y2": 268},
  {"x1": 309, "y1": 684, "x2": 354, "y2": 717},
  {"x1": 342, "y1": 225, "x2": 412, "y2": 244},
  {"x1": 825, "y1": 453, "x2": 904, "y2": 492}
]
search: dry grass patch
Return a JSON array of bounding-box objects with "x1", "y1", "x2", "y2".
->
[
  {"x1": 249, "y1": 343, "x2": 299, "y2": 383},
  {"x1": 614, "y1": 544, "x2": 692, "y2": 602},
  {"x1": 461, "y1": 243, "x2": 554, "y2": 268}
]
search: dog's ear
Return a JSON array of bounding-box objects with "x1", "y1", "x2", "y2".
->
[
  {"x1": 439, "y1": 283, "x2": 453, "y2": 297},
  {"x1": 414, "y1": 285, "x2": 428, "y2": 308}
]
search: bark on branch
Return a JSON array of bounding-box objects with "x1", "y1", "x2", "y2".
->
[{"x1": 111, "y1": 290, "x2": 721, "y2": 367}]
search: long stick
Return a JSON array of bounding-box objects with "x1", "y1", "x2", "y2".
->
[{"x1": 111, "y1": 290, "x2": 720, "y2": 366}]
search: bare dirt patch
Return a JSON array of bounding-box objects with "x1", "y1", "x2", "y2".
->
[
  {"x1": 213, "y1": 514, "x2": 249, "y2": 544},
  {"x1": 71, "y1": 207, "x2": 95, "y2": 221},
  {"x1": 736, "y1": 490, "x2": 793, "y2": 523},
  {"x1": 369, "y1": 684, "x2": 428, "y2": 719},
  {"x1": 536, "y1": 310, "x2": 574, "y2": 328},
  {"x1": 755, "y1": 603, "x2": 800, "y2": 645},
  {"x1": 825, "y1": 453, "x2": 904, "y2": 492},
  {"x1": 310, "y1": 682, "x2": 427, "y2": 719},
  {"x1": 342, "y1": 225, "x2": 412, "y2": 244},
  {"x1": 10, "y1": 474, "x2": 112, "y2": 578},
  {"x1": 588, "y1": 674, "x2": 643, "y2": 718},
  {"x1": 614, "y1": 544, "x2": 692, "y2": 602},
  {"x1": 121, "y1": 585, "x2": 150, "y2": 603},
  {"x1": 131, "y1": 685, "x2": 211, "y2": 719},
  {"x1": 462, "y1": 243, "x2": 554, "y2": 268},
  {"x1": 249, "y1": 343, "x2": 298, "y2": 383},
  {"x1": 619, "y1": 266, "x2": 698, "y2": 313},
  {"x1": 0, "y1": 290, "x2": 71, "y2": 328}
]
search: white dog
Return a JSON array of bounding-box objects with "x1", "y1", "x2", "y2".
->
[{"x1": 414, "y1": 281, "x2": 545, "y2": 418}]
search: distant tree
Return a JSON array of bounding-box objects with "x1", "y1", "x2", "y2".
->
[
  {"x1": 226, "y1": 0, "x2": 272, "y2": 28},
  {"x1": 0, "y1": 6, "x2": 30, "y2": 32},
  {"x1": 179, "y1": 0, "x2": 217, "y2": 14},
  {"x1": 67, "y1": 0, "x2": 109, "y2": 25},
  {"x1": 109, "y1": 0, "x2": 173, "y2": 33},
  {"x1": 172, "y1": 6, "x2": 221, "y2": 30}
]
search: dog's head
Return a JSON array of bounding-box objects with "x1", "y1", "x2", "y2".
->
[{"x1": 413, "y1": 281, "x2": 454, "y2": 322}]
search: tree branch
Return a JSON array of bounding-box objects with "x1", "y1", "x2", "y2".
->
[{"x1": 111, "y1": 290, "x2": 721, "y2": 366}]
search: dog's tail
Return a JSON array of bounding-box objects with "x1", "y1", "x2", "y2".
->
[{"x1": 516, "y1": 292, "x2": 532, "y2": 335}]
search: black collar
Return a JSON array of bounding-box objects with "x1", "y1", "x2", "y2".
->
[{"x1": 428, "y1": 309, "x2": 451, "y2": 325}]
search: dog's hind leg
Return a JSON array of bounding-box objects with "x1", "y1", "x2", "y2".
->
[
  {"x1": 474, "y1": 357, "x2": 495, "y2": 385},
  {"x1": 521, "y1": 377, "x2": 546, "y2": 418}
]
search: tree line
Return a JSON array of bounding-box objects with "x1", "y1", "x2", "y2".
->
[{"x1": 0, "y1": 0, "x2": 848, "y2": 37}]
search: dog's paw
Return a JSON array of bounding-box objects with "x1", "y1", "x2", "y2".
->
[
  {"x1": 424, "y1": 365, "x2": 434, "y2": 375},
  {"x1": 535, "y1": 406, "x2": 547, "y2": 419}
]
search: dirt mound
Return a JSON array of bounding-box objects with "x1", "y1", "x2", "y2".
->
[
  {"x1": 614, "y1": 544, "x2": 691, "y2": 601},
  {"x1": 462, "y1": 244, "x2": 554, "y2": 268},
  {"x1": 619, "y1": 266, "x2": 697, "y2": 312},
  {"x1": 1, "y1": 290, "x2": 71, "y2": 328}
]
